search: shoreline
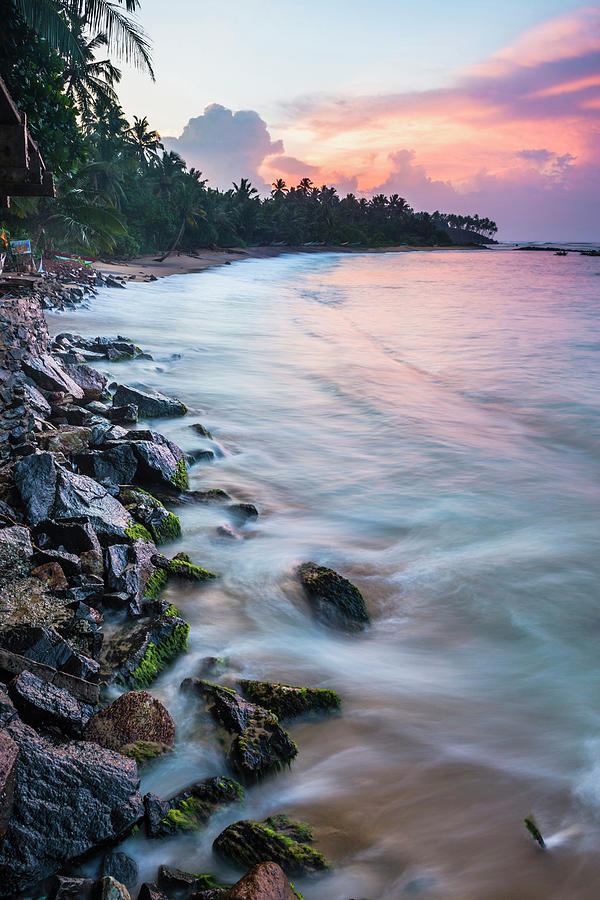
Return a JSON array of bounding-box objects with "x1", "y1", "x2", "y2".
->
[{"x1": 97, "y1": 243, "x2": 481, "y2": 281}]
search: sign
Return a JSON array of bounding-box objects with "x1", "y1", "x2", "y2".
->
[{"x1": 10, "y1": 239, "x2": 31, "y2": 255}]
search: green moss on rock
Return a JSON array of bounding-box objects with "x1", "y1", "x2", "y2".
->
[
  {"x1": 122, "y1": 621, "x2": 189, "y2": 688},
  {"x1": 120, "y1": 740, "x2": 172, "y2": 765},
  {"x1": 166, "y1": 553, "x2": 217, "y2": 582},
  {"x1": 152, "y1": 510, "x2": 182, "y2": 544},
  {"x1": 213, "y1": 817, "x2": 329, "y2": 876},
  {"x1": 125, "y1": 521, "x2": 153, "y2": 543},
  {"x1": 240, "y1": 680, "x2": 341, "y2": 720},
  {"x1": 172, "y1": 458, "x2": 189, "y2": 490},
  {"x1": 142, "y1": 569, "x2": 168, "y2": 599}
]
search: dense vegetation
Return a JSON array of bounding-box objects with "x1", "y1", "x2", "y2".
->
[{"x1": 1, "y1": 0, "x2": 497, "y2": 257}]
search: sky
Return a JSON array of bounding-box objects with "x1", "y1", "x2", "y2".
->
[{"x1": 117, "y1": 1, "x2": 600, "y2": 240}]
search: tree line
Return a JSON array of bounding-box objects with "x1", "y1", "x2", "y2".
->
[{"x1": 0, "y1": 0, "x2": 497, "y2": 257}]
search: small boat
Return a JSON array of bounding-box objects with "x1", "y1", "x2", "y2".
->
[{"x1": 555, "y1": 250, "x2": 567, "y2": 256}]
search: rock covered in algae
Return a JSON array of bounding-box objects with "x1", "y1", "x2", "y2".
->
[
  {"x1": 297, "y1": 562, "x2": 369, "y2": 630},
  {"x1": 118, "y1": 486, "x2": 182, "y2": 545},
  {"x1": 181, "y1": 679, "x2": 297, "y2": 782},
  {"x1": 213, "y1": 815, "x2": 329, "y2": 877},
  {"x1": 83, "y1": 690, "x2": 174, "y2": 762},
  {"x1": 144, "y1": 775, "x2": 244, "y2": 838},
  {"x1": 157, "y1": 864, "x2": 231, "y2": 893},
  {"x1": 240, "y1": 680, "x2": 340, "y2": 720},
  {"x1": 100, "y1": 613, "x2": 189, "y2": 689}
]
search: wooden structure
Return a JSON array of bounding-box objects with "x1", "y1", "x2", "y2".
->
[{"x1": 0, "y1": 75, "x2": 55, "y2": 208}]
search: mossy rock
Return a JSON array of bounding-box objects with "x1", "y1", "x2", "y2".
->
[
  {"x1": 163, "y1": 552, "x2": 217, "y2": 582},
  {"x1": 142, "y1": 568, "x2": 168, "y2": 599},
  {"x1": 120, "y1": 739, "x2": 172, "y2": 765},
  {"x1": 121, "y1": 487, "x2": 182, "y2": 545},
  {"x1": 240, "y1": 680, "x2": 340, "y2": 720},
  {"x1": 158, "y1": 864, "x2": 230, "y2": 893},
  {"x1": 148, "y1": 776, "x2": 244, "y2": 838},
  {"x1": 101, "y1": 613, "x2": 190, "y2": 688},
  {"x1": 298, "y1": 562, "x2": 370, "y2": 630},
  {"x1": 213, "y1": 817, "x2": 329, "y2": 876},
  {"x1": 125, "y1": 521, "x2": 154, "y2": 544}
]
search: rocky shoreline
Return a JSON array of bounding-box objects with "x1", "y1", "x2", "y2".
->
[{"x1": 0, "y1": 270, "x2": 370, "y2": 899}]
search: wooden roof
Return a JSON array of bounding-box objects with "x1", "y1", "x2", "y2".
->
[{"x1": 0, "y1": 75, "x2": 55, "y2": 208}]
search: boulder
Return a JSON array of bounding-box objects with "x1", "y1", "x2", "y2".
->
[
  {"x1": 101, "y1": 851, "x2": 138, "y2": 890},
  {"x1": 100, "y1": 613, "x2": 189, "y2": 689},
  {"x1": 22, "y1": 354, "x2": 85, "y2": 401},
  {"x1": 83, "y1": 691, "x2": 174, "y2": 762},
  {"x1": 99, "y1": 876, "x2": 131, "y2": 900},
  {"x1": 113, "y1": 385, "x2": 187, "y2": 418},
  {"x1": 297, "y1": 562, "x2": 370, "y2": 630},
  {"x1": 144, "y1": 776, "x2": 243, "y2": 838},
  {"x1": 65, "y1": 363, "x2": 108, "y2": 402},
  {"x1": 50, "y1": 402, "x2": 94, "y2": 426},
  {"x1": 154, "y1": 551, "x2": 217, "y2": 583},
  {"x1": 23, "y1": 380, "x2": 51, "y2": 417},
  {"x1": 181, "y1": 680, "x2": 297, "y2": 781},
  {"x1": 38, "y1": 426, "x2": 92, "y2": 454},
  {"x1": 104, "y1": 540, "x2": 160, "y2": 615},
  {"x1": 0, "y1": 728, "x2": 18, "y2": 838},
  {"x1": 74, "y1": 445, "x2": 138, "y2": 487},
  {"x1": 51, "y1": 874, "x2": 95, "y2": 898},
  {"x1": 222, "y1": 862, "x2": 298, "y2": 900},
  {"x1": 213, "y1": 816, "x2": 328, "y2": 877},
  {"x1": 190, "y1": 422, "x2": 212, "y2": 438},
  {"x1": 158, "y1": 866, "x2": 229, "y2": 895},
  {"x1": 89, "y1": 423, "x2": 129, "y2": 447},
  {"x1": 217, "y1": 524, "x2": 243, "y2": 541},
  {"x1": 240, "y1": 681, "x2": 340, "y2": 719},
  {"x1": 227, "y1": 504, "x2": 258, "y2": 523},
  {"x1": 183, "y1": 489, "x2": 231, "y2": 504},
  {"x1": 118, "y1": 487, "x2": 182, "y2": 545},
  {"x1": 0, "y1": 525, "x2": 33, "y2": 558},
  {"x1": 137, "y1": 885, "x2": 168, "y2": 900},
  {"x1": 108, "y1": 404, "x2": 138, "y2": 424},
  {"x1": 0, "y1": 716, "x2": 143, "y2": 897},
  {"x1": 0, "y1": 624, "x2": 100, "y2": 682},
  {"x1": 0, "y1": 648, "x2": 99, "y2": 705},
  {"x1": 8, "y1": 670, "x2": 96, "y2": 737},
  {"x1": 14, "y1": 453, "x2": 132, "y2": 542},
  {"x1": 124, "y1": 431, "x2": 189, "y2": 491},
  {"x1": 32, "y1": 548, "x2": 81, "y2": 576},
  {"x1": 31, "y1": 561, "x2": 69, "y2": 590}
]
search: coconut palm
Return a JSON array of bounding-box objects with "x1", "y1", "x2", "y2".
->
[
  {"x1": 126, "y1": 115, "x2": 163, "y2": 165},
  {"x1": 63, "y1": 25, "x2": 122, "y2": 117},
  {"x1": 271, "y1": 178, "x2": 287, "y2": 199}
]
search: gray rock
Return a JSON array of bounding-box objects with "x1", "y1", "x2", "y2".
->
[
  {"x1": 108, "y1": 404, "x2": 138, "y2": 424},
  {"x1": 22, "y1": 354, "x2": 85, "y2": 400},
  {"x1": 99, "y1": 876, "x2": 131, "y2": 900},
  {"x1": 213, "y1": 817, "x2": 329, "y2": 878},
  {"x1": 104, "y1": 540, "x2": 160, "y2": 616},
  {"x1": 124, "y1": 431, "x2": 188, "y2": 490},
  {"x1": 0, "y1": 715, "x2": 143, "y2": 897},
  {"x1": 100, "y1": 613, "x2": 189, "y2": 688},
  {"x1": 0, "y1": 728, "x2": 18, "y2": 838},
  {"x1": 65, "y1": 363, "x2": 108, "y2": 402},
  {"x1": 112, "y1": 384, "x2": 186, "y2": 418},
  {"x1": 51, "y1": 874, "x2": 95, "y2": 898},
  {"x1": 14, "y1": 453, "x2": 132, "y2": 542},
  {"x1": 0, "y1": 624, "x2": 100, "y2": 682},
  {"x1": 101, "y1": 851, "x2": 138, "y2": 890},
  {"x1": 8, "y1": 670, "x2": 96, "y2": 737},
  {"x1": 298, "y1": 562, "x2": 370, "y2": 631},
  {"x1": 0, "y1": 525, "x2": 33, "y2": 558},
  {"x1": 74, "y1": 445, "x2": 139, "y2": 487}
]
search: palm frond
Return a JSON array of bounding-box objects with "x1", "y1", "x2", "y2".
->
[{"x1": 14, "y1": 0, "x2": 85, "y2": 62}]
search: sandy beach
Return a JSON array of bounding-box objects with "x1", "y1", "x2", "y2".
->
[{"x1": 97, "y1": 244, "x2": 461, "y2": 281}]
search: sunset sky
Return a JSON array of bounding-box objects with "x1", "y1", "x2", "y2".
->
[{"x1": 117, "y1": 1, "x2": 600, "y2": 240}]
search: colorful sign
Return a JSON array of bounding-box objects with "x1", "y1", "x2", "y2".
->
[{"x1": 10, "y1": 239, "x2": 31, "y2": 255}]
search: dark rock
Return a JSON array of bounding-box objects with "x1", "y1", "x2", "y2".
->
[
  {"x1": 101, "y1": 851, "x2": 138, "y2": 890},
  {"x1": 74, "y1": 445, "x2": 138, "y2": 486},
  {"x1": 14, "y1": 453, "x2": 132, "y2": 542},
  {"x1": 32, "y1": 547, "x2": 82, "y2": 576},
  {"x1": 0, "y1": 647, "x2": 99, "y2": 705},
  {"x1": 240, "y1": 680, "x2": 340, "y2": 719},
  {"x1": 118, "y1": 487, "x2": 182, "y2": 545},
  {"x1": 213, "y1": 816, "x2": 328, "y2": 877},
  {"x1": 31, "y1": 561, "x2": 69, "y2": 590},
  {"x1": 38, "y1": 425, "x2": 92, "y2": 454},
  {"x1": 0, "y1": 624, "x2": 100, "y2": 682},
  {"x1": 23, "y1": 379, "x2": 51, "y2": 417},
  {"x1": 57, "y1": 601, "x2": 104, "y2": 660},
  {"x1": 181, "y1": 680, "x2": 297, "y2": 781},
  {"x1": 83, "y1": 690, "x2": 174, "y2": 762},
  {"x1": 216, "y1": 524, "x2": 243, "y2": 541},
  {"x1": 190, "y1": 423, "x2": 212, "y2": 438},
  {"x1": 198, "y1": 656, "x2": 228, "y2": 678},
  {"x1": 157, "y1": 866, "x2": 229, "y2": 895},
  {"x1": 108, "y1": 404, "x2": 138, "y2": 424},
  {"x1": 124, "y1": 431, "x2": 189, "y2": 491},
  {"x1": 89, "y1": 423, "x2": 129, "y2": 447},
  {"x1": 187, "y1": 449, "x2": 215, "y2": 465},
  {"x1": 22, "y1": 354, "x2": 85, "y2": 400},
  {"x1": 137, "y1": 885, "x2": 168, "y2": 900},
  {"x1": 36, "y1": 516, "x2": 102, "y2": 556},
  {"x1": 98, "y1": 876, "x2": 131, "y2": 899},
  {"x1": 104, "y1": 540, "x2": 162, "y2": 616},
  {"x1": 100, "y1": 613, "x2": 189, "y2": 689},
  {"x1": 181, "y1": 489, "x2": 231, "y2": 505},
  {"x1": 0, "y1": 716, "x2": 143, "y2": 896},
  {"x1": 8, "y1": 670, "x2": 96, "y2": 737},
  {"x1": 227, "y1": 504, "x2": 258, "y2": 522},
  {"x1": 113, "y1": 385, "x2": 187, "y2": 418},
  {"x1": 0, "y1": 728, "x2": 18, "y2": 838},
  {"x1": 298, "y1": 562, "x2": 370, "y2": 630},
  {"x1": 51, "y1": 874, "x2": 95, "y2": 898},
  {"x1": 65, "y1": 363, "x2": 108, "y2": 402},
  {"x1": 154, "y1": 551, "x2": 217, "y2": 583},
  {"x1": 221, "y1": 862, "x2": 298, "y2": 900},
  {"x1": 144, "y1": 776, "x2": 243, "y2": 838},
  {"x1": 86, "y1": 400, "x2": 110, "y2": 417},
  {"x1": 105, "y1": 277, "x2": 126, "y2": 289},
  {"x1": 51, "y1": 403, "x2": 94, "y2": 426}
]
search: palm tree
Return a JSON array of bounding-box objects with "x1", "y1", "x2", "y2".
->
[
  {"x1": 126, "y1": 115, "x2": 163, "y2": 165},
  {"x1": 13, "y1": 0, "x2": 154, "y2": 75},
  {"x1": 271, "y1": 178, "x2": 287, "y2": 199},
  {"x1": 232, "y1": 178, "x2": 258, "y2": 201},
  {"x1": 156, "y1": 180, "x2": 206, "y2": 261},
  {"x1": 63, "y1": 25, "x2": 122, "y2": 117},
  {"x1": 297, "y1": 177, "x2": 313, "y2": 195}
]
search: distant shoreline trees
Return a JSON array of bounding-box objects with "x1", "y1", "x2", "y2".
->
[{"x1": 0, "y1": 0, "x2": 497, "y2": 256}]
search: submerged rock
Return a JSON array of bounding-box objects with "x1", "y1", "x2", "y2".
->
[
  {"x1": 222, "y1": 862, "x2": 299, "y2": 900},
  {"x1": 144, "y1": 776, "x2": 243, "y2": 838},
  {"x1": 0, "y1": 712, "x2": 143, "y2": 896},
  {"x1": 155, "y1": 551, "x2": 217, "y2": 583},
  {"x1": 101, "y1": 613, "x2": 189, "y2": 689},
  {"x1": 83, "y1": 690, "x2": 174, "y2": 762},
  {"x1": 213, "y1": 816, "x2": 328, "y2": 877},
  {"x1": 240, "y1": 680, "x2": 340, "y2": 720},
  {"x1": 112, "y1": 384, "x2": 187, "y2": 418},
  {"x1": 227, "y1": 503, "x2": 259, "y2": 522},
  {"x1": 297, "y1": 562, "x2": 370, "y2": 630},
  {"x1": 181, "y1": 680, "x2": 297, "y2": 781},
  {"x1": 101, "y1": 851, "x2": 139, "y2": 890}
]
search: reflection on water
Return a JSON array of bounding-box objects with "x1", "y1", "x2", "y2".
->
[{"x1": 50, "y1": 249, "x2": 600, "y2": 898}]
